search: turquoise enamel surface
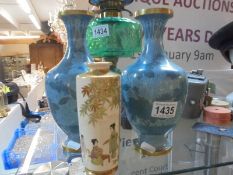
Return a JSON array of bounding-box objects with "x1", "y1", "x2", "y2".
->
[
  {"x1": 45, "y1": 13, "x2": 93, "y2": 143},
  {"x1": 122, "y1": 12, "x2": 188, "y2": 149}
]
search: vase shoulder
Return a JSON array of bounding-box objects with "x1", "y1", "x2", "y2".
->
[{"x1": 124, "y1": 55, "x2": 186, "y2": 77}]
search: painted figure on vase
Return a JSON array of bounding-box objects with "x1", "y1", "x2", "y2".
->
[
  {"x1": 90, "y1": 139, "x2": 110, "y2": 166},
  {"x1": 76, "y1": 62, "x2": 120, "y2": 172},
  {"x1": 103, "y1": 123, "x2": 118, "y2": 159}
]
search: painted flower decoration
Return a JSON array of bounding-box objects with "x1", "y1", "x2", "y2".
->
[
  {"x1": 2, "y1": 85, "x2": 10, "y2": 94},
  {"x1": 0, "y1": 84, "x2": 11, "y2": 94}
]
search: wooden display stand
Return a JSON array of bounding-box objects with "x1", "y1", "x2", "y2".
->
[
  {"x1": 29, "y1": 43, "x2": 63, "y2": 72},
  {"x1": 29, "y1": 34, "x2": 64, "y2": 72}
]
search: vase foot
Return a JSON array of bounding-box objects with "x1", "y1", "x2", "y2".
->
[
  {"x1": 62, "y1": 140, "x2": 81, "y2": 153},
  {"x1": 133, "y1": 133, "x2": 173, "y2": 156},
  {"x1": 134, "y1": 142, "x2": 172, "y2": 157},
  {"x1": 85, "y1": 166, "x2": 118, "y2": 175}
]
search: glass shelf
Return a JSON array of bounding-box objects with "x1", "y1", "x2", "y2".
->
[
  {"x1": 2, "y1": 113, "x2": 233, "y2": 175},
  {"x1": 167, "y1": 118, "x2": 233, "y2": 175}
]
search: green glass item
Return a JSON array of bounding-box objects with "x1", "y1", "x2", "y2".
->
[{"x1": 86, "y1": 16, "x2": 142, "y2": 58}]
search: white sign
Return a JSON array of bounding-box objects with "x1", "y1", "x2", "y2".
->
[{"x1": 118, "y1": 0, "x2": 233, "y2": 71}]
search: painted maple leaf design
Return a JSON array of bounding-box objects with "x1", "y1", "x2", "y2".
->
[
  {"x1": 80, "y1": 77, "x2": 120, "y2": 126},
  {"x1": 81, "y1": 85, "x2": 91, "y2": 97},
  {"x1": 90, "y1": 101, "x2": 101, "y2": 112}
]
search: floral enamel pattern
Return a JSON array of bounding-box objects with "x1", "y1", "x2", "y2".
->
[{"x1": 80, "y1": 77, "x2": 120, "y2": 126}]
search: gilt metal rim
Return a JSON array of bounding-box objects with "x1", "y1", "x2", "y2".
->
[
  {"x1": 135, "y1": 8, "x2": 174, "y2": 18},
  {"x1": 59, "y1": 10, "x2": 94, "y2": 17}
]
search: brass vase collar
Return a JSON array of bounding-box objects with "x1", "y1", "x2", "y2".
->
[
  {"x1": 59, "y1": 10, "x2": 94, "y2": 17},
  {"x1": 90, "y1": 0, "x2": 133, "y2": 17},
  {"x1": 135, "y1": 8, "x2": 174, "y2": 18},
  {"x1": 100, "y1": 11, "x2": 122, "y2": 17}
]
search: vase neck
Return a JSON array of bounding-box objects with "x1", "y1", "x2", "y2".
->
[
  {"x1": 137, "y1": 14, "x2": 170, "y2": 62},
  {"x1": 61, "y1": 15, "x2": 92, "y2": 60},
  {"x1": 88, "y1": 62, "x2": 112, "y2": 75}
]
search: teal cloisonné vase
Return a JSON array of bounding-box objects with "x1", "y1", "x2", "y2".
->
[
  {"x1": 121, "y1": 8, "x2": 188, "y2": 154},
  {"x1": 45, "y1": 10, "x2": 93, "y2": 144}
]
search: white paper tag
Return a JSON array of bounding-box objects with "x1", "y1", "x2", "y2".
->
[
  {"x1": 67, "y1": 140, "x2": 81, "y2": 150},
  {"x1": 151, "y1": 101, "x2": 178, "y2": 118},
  {"x1": 92, "y1": 24, "x2": 109, "y2": 38},
  {"x1": 141, "y1": 142, "x2": 156, "y2": 153}
]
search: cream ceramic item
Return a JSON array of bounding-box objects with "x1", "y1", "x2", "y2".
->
[
  {"x1": 76, "y1": 62, "x2": 120, "y2": 173},
  {"x1": 211, "y1": 99, "x2": 229, "y2": 108}
]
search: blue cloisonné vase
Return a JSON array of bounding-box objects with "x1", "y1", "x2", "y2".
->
[
  {"x1": 122, "y1": 8, "x2": 188, "y2": 154},
  {"x1": 45, "y1": 10, "x2": 93, "y2": 144}
]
